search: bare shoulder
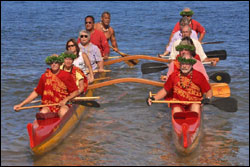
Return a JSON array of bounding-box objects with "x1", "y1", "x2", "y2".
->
[
  {"x1": 94, "y1": 22, "x2": 102, "y2": 30},
  {"x1": 109, "y1": 26, "x2": 115, "y2": 34}
]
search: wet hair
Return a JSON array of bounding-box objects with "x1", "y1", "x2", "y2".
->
[
  {"x1": 101, "y1": 11, "x2": 111, "y2": 17},
  {"x1": 66, "y1": 38, "x2": 80, "y2": 57},
  {"x1": 85, "y1": 15, "x2": 95, "y2": 23}
]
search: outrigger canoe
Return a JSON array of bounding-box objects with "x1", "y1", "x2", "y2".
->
[
  {"x1": 27, "y1": 72, "x2": 106, "y2": 155},
  {"x1": 172, "y1": 106, "x2": 203, "y2": 155}
]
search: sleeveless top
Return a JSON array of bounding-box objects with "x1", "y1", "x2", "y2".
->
[{"x1": 73, "y1": 51, "x2": 87, "y2": 74}]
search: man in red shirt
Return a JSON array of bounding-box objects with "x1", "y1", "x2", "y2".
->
[
  {"x1": 84, "y1": 15, "x2": 110, "y2": 59},
  {"x1": 147, "y1": 52, "x2": 212, "y2": 114},
  {"x1": 13, "y1": 55, "x2": 79, "y2": 118},
  {"x1": 166, "y1": 8, "x2": 206, "y2": 48}
]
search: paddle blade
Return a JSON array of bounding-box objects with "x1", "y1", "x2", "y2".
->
[
  {"x1": 141, "y1": 62, "x2": 168, "y2": 74},
  {"x1": 211, "y1": 83, "x2": 230, "y2": 97},
  {"x1": 209, "y1": 71, "x2": 231, "y2": 84},
  {"x1": 205, "y1": 50, "x2": 227, "y2": 60},
  {"x1": 73, "y1": 100, "x2": 100, "y2": 108},
  {"x1": 211, "y1": 97, "x2": 238, "y2": 112}
]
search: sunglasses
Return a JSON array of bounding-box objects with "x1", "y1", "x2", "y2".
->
[
  {"x1": 80, "y1": 35, "x2": 89, "y2": 38},
  {"x1": 67, "y1": 45, "x2": 75, "y2": 48},
  {"x1": 85, "y1": 22, "x2": 93, "y2": 24}
]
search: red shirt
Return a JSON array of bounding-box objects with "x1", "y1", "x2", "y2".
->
[
  {"x1": 35, "y1": 69, "x2": 78, "y2": 96},
  {"x1": 164, "y1": 69, "x2": 211, "y2": 101},
  {"x1": 172, "y1": 19, "x2": 206, "y2": 35}
]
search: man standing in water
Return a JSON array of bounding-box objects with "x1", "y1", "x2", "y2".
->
[{"x1": 94, "y1": 11, "x2": 119, "y2": 52}]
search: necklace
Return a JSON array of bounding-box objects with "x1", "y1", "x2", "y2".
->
[
  {"x1": 179, "y1": 71, "x2": 193, "y2": 89},
  {"x1": 100, "y1": 22, "x2": 109, "y2": 32}
]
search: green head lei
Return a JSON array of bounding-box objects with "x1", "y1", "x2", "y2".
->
[
  {"x1": 45, "y1": 56, "x2": 64, "y2": 65},
  {"x1": 60, "y1": 52, "x2": 77, "y2": 60},
  {"x1": 176, "y1": 44, "x2": 195, "y2": 52},
  {"x1": 177, "y1": 56, "x2": 196, "y2": 65},
  {"x1": 180, "y1": 10, "x2": 194, "y2": 16}
]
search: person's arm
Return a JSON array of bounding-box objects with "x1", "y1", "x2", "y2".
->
[
  {"x1": 13, "y1": 90, "x2": 39, "y2": 110},
  {"x1": 100, "y1": 31, "x2": 110, "y2": 59},
  {"x1": 198, "y1": 32, "x2": 205, "y2": 43},
  {"x1": 81, "y1": 52, "x2": 94, "y2": 83},
  {"x1": 110, "y1": 28, "x2": 119, "y2": 52},
  {"x1": 59, "y1": 90, "x2": 79, "y2": 106},
  {"x1": 147, "y1": 88, "x2": 168, "y2": 106},
  {"x1": 97, "y1": 60, "x2": 104, "y2": 72}
]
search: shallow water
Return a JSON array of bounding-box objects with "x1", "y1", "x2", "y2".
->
[{"x1": 1, "y1": 1, "x2": 249, "y2": 166}]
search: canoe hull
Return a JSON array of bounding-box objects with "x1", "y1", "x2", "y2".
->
[
  {"x1": 171, "y1": 107, "x2": 203, "y2": 155},
  {"x1": 27, "y1": 72, "x2": 106, "y2": 155}
]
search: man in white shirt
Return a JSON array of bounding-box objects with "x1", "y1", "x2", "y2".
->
[{"x1": 159, "y1": 17, "x2": 198, "y2": 57}]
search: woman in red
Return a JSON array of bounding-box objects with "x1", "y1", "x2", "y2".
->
[
  {"x1": 13, "y1": 55, "x2": 79, "y2": 118},
  {"x1": 147, "y1": 53, "x2": 212, "y2": 114}
]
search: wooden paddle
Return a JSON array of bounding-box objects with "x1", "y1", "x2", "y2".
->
[
  {"x1": 149, "y1": 92, "x2": 238, "y2": 112},
  {"x1": 202, "y1": 41, "x2": 224, "y2": 44},
  {"x1": 109, "y1": 45, "x2": 139, "y2": 67},
  {"x1": 16, "y1": 96, "x2": 101, "y2": 111},
  {"x1": 30, "y1": 96, "x2": 100, "y2": 104},
  {"x1": 160, "y1": 50, "x2": 227, "y2": 60},
  {"x1": 104, "y1": 55, "x2": 171, "y2": 66},
  {"x1": 210, "y1": 83, "x2": 230, "y2": 97}
]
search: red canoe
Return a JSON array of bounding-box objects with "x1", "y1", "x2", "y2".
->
[{"x1": 171, "y1": 106, "x2": 203, "y2": 155}]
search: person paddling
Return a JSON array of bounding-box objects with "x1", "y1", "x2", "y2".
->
[
  {"x1": 161, "y1": 37, "x2": 209, "y2": 82},
  {"x1": 147, "y1": 53, "x2": 213, "y2": 115},
  {"x1": 13, "y1": 54, "x2": 79, "y2": 118},
  {"x1": 94, "y1": 11, "x2": 119, "y2": 52},
  {"x1": 60, "y1": 51, "x2": 88, "y2": 95},
  {"x1": 166, "y1": 7, "x2": 206, "y2": 48},
  {"x1": 159, "y1": 17, "x2": 198, "y2": 57}
]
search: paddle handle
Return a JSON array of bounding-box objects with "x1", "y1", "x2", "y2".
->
[
  {"x1": 73, "y1": 96, "x2": 100, "y2": 100},
  {"x1": 16, "y1": 103, "x2": 59, "y2": 111},
  {"x1": 152, "y1": 100, "x2": 201, "y2": 104},
  {"x1": 86, "y1": 69, "x2": 111, "y2": 73},
  {"x1": 30, "y1": 96, "x2": 101, "y2": 104}
]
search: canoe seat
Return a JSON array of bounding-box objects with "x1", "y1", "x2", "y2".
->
[{"x1": 174, "y1": 112, "x2": 198, "y2": 125}]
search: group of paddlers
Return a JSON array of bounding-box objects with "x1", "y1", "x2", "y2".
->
[{"x1": 14, "y1": 8, "x2": 215, "y2": 118}]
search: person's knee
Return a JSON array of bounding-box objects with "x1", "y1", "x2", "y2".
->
[
  {"x1": 172, "y1": 106, "x2": 182, "y2": 114},
  {"x1": 40, "y1": 107, "x2": 50, "y2": 114},
  {"x1": 190, "y1": 104, "x2": 200, "y2": 112},
  {"x1": 58, "y1": 105, "x2": 69, "y2": 118}
]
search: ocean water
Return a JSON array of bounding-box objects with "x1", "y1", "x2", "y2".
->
[{"x1": 1, "y1": 1, "x2": 249, "y2": 166}]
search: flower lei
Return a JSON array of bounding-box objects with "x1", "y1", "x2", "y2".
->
[
  {"x1": 177, "y1": 56, "x2": 197, "y2": 65},
  {"x1": 180, "y1": 11, "x2": 194, "y2": 16},
  {"x1": 175, "y1": 44, "x2": 195, "y2": 52},
  {"x1": 45, "y1": 56, "x2": 64, "y2": 65},
  {"x1": 60, "y1": 52, "x2": 77, "y2": 60}
]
